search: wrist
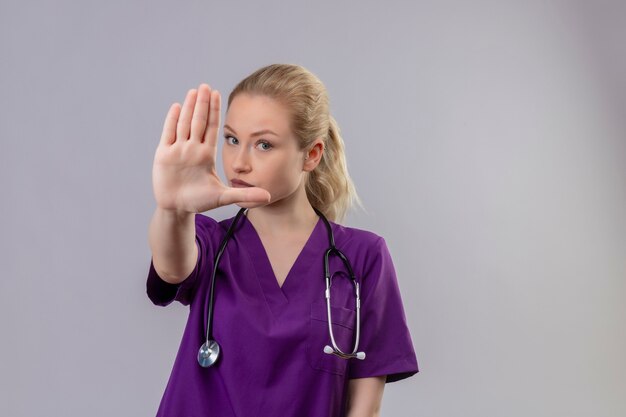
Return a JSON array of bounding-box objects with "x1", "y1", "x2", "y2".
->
[{"x1": 155, "y1": 206, "x2": 195, "y2": 223}]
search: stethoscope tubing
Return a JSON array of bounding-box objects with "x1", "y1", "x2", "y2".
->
[
  {"x1": 198, "y1": 206, "x2": 365, "y2": 368},
  {"x1": 203, "y1": 207, "x2": 247, "y2": 344}
]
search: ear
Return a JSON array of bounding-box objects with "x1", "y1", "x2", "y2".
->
[{"x1": 303, "y1": 138, "x2": 324, "y2": 172}]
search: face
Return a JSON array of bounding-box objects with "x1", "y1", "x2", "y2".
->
[{"x1": 222, "y1": 93, "x2": 308, "y2": 208}]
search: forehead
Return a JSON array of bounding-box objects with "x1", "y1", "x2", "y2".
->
[{"x1": 225, "y1": 93, "x2": 291, "y2": 135}]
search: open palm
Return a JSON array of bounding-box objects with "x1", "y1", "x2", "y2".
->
[{"x1": 152, "y1": 84, "x2": 271, "y2": 214}]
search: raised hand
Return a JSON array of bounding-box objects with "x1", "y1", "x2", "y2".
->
[{"x1": 152, "y1": 84, "x2": 271, "y2": 214}]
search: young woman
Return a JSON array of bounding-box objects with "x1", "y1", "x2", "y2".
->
[{"x1": 147, "y1": 64, "x2": 418, "y2": 417}]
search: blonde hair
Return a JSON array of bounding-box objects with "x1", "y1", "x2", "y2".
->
[{"x1": 227, "y1": 63, "x2": 363, "y2": 224}]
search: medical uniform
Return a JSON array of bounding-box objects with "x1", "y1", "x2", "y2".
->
[{"x1": 146, "y1": 212, "x2": 418, "y2": 417}]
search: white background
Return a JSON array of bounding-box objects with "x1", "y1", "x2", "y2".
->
[{"x1": 1, "y1": 0, "x2": 625, "y2": 416}]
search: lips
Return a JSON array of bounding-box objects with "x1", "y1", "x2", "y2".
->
[{"x1": 231, "y1": 179, "x2": 253, "y2": 187}]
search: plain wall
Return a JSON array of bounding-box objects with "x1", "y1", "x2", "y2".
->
[{"x1": 1, "y1": 0, "x2": 625, "y2": 416}]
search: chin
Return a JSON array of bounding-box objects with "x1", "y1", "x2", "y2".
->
[{"x1": 235, "y1": 201, "x2": 270, "y2": 209}]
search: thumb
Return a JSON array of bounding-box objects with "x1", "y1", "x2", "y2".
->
[{"x1": 219, "y1": 187, "x2": 271, "y2": 207}]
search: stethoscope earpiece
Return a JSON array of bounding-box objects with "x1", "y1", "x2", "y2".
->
[{"x1": 323, "y1": 345, "x2": 366, "y2": 360}]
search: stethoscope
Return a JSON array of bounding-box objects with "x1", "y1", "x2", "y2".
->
[{"x1": 197, "y1": 207, "x2": 366, "y2": 367}]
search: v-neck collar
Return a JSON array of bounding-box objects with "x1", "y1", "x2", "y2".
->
[{"x1": 238, "y1": 212, "x2": 326, "y2": 308}]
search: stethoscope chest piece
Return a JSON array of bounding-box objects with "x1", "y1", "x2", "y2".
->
[{"x1": 197, "y1": 340, "x2": 220, "y2": 367}]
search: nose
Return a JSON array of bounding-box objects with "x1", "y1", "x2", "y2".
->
[{"x1": 232, "y1": 147, "x2": 251, "y2": 174}]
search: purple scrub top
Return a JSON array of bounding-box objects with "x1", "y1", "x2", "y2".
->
[{"x1": 146, "y1": 212, "x2": 419, "y2": 417}]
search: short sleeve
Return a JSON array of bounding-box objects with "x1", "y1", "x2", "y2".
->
[
  {"x1": 146, "y1": 214, "x2": 215, "y2": 307},
  {"x1": 347, "y1": 237, "x2": 419, "y2": 383}
]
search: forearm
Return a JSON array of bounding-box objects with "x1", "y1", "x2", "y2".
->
[
  {"x1": 347, "y1": 409, "x2": 380, "y2": 417},
  {"x1": 148, "y1": 206, "x2": 197, "y2": 284},
  {"x1": 346, "y1": 376, "x2": 386, "y2": 417}
]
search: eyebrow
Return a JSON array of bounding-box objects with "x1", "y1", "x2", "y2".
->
[{"x1": 223, "y1": 124, "x2": 279, "y2": 137}]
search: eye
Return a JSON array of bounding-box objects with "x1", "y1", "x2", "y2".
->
[
  {"x1": 224, "y1": 135, "x2": 238, "y2": 145},
  {"x1": 256, "y1": 141, "x2": 273, "y2": 151}
]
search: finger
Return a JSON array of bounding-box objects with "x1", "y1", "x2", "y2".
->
[
  {"x1": 190, "y1": 84, "x2": 211, "y2": 142},
  {"x1": 218, "y1": 187, "x2": 271, "y2": 207},
  {"x1": 160, "y1": 103, "x2": 181, "y2": 146},
  {"x1": 203, "y1": 89, "x2": 221, "y2": 150},
  {"x1": 176, "y1": 89, "x2": 197, "y2": 142}
]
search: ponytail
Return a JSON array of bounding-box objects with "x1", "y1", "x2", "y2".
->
[{"x1": 305, "y1": 115, "x2": 363, "y2": 223}]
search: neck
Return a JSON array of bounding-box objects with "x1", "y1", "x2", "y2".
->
[{"x1": 245, "y1": 183, "x2": 318, "y2": 236}]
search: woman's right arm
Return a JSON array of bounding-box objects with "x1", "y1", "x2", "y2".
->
[
  {"x1": 148, "y1": 207, "x2": 197, "y2": 285},
  {"x1": 147, "y1": 84, "x2": 270, "y2": 285}
]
